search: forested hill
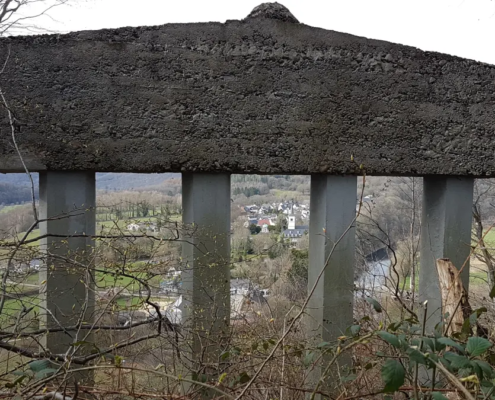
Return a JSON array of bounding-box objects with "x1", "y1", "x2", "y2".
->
[
  {"x1": 96, "y1": 173, "x2": 179, "y2": 190},
  {"x1": 0, "y1": 183, "x2": 36, "y2": 204},
  {"x1": 0, "y1": 173, "x2": 179, "y2": 204},
  {"x1": 0, "y1": 173, "x2": 312, "y2": 204}
]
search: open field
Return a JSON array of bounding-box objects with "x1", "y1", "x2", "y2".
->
[
  {"x1": 0, "y1": 204, "x2": 25, "y2": 214},
  {"x1": 400, "y1": 263, "x2": 488, "y2": 290},
  {"x1": 482, "y1": 228, "x2": 495, "y2": 246},
  {"x1": 1, "y1": 213, "x2": 181, "y2": 249},
  {"x1": 10, "y1": 265, "x2": 164, "y2": 290},
  {"x1": 1, "y1": 295, "x2": 39, "y2": 325},
  {"x1": 2, "y1": 293, "x2": 173, "y2": 325}
]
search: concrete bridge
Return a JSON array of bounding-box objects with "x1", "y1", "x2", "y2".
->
[{"x1": 0, "y1": 0, "x2": 491, "y2": 386}]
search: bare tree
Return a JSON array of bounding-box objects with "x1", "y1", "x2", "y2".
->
[
  {"x1": 472, "y1": 179, "x2": 495, "y2": 290},
  {"x1": 0, "y1": 0, "x2": 70, "y2": 36}
]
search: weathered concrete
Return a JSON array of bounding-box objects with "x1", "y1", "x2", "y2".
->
[
  {"x1": 180, "y1": 173, "x2": 231, "y2": 379},
  {"x1": 39, "y1": 172, "x2": 96, "y2": 360},
  {"x1": 307, "y1": 175, "x2": 357, "y2": 388},
  {"x1": 1, "y1": 4, "x2": 495, "y2": 176},
  {"x1": 419, "y1": 176, "x2": 474, "y2": 333}
]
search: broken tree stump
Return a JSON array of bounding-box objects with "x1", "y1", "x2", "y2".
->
[{"x1": 436, "y1": 258, "x2": 472, "y2": 336}]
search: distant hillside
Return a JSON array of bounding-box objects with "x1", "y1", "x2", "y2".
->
[
  {"x1": 96, "y1": 173, "x2": 179, "y2": 191},
  {"x1": 0, "y1": 183, "x2": 37, "y2": 205},
  {"x1": 0, "y1": 173, "x2": 179, "y2": 204},
  {"x1": 0, "y1": 173, "x2": 313, "y2": 204}
]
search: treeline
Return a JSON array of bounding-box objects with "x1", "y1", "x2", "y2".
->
[
  {"x1": 0, "y1": 204, "x2": 36, "y2": 238},
  {"x1": 137, "y1": 178, "x2": 182, "y2": 197},
  {"x1": 0, "y1": 183, "x2": 38, "y2": 205},
  {"x1": 231, "y1": 175, "x2": 310, "y2": 198},
  {"x1": 96, "y1": 190, "x2": 181, "y2": 221},
  {"x1": 232, "y1": 186, "x2": 269, "y2": 197}
]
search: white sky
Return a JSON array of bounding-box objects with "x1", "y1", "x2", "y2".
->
[{"x1": 13, "y1": 0, "x2": 495, "y2": 64}]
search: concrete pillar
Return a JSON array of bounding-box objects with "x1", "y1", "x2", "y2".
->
[
  {"x1": 419, "y1": 176, "x2": 474, "y2": 332},
  {"x1": 181, "y1": 173, "x2": 231, "y2": 381},
  {"x1": 39, "y1": 172, "x2": 96, "y2": 358},
  {"x1": 307, "y1": 175, "x2": 357, "y2": 387}
]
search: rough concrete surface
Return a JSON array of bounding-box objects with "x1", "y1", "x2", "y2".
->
[{"x1": 1, "y1": 3, "x2": 495, "y2": 175}]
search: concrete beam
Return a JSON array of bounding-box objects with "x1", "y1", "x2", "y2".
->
[
  {"x1": 181, "y1": 173, "x2": 231, "y2": 380},
  {"x1": 419, "y1": 176, "x2": 474, "y2": 332},
  {"x1": 1, "y1": 5, "x2": 495, "y2": 175},
  {"x1": 307, "y1": 175, "x2": 357, "y2": 387},
  {"x1": 39, "y1": 172, "x2": 96, "y2": 359}
]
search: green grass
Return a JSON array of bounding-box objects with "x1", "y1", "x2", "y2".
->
[
  {"x1": 399, "y1": 270, "x2": 488, "y2": 289},
  {"x1": 98, "y1": 217, "x2": 157, "y2": 230},
  {"x1": 21, "y1": 273, "x2": 40, "y2": 285},
  {"x1": 0, "y1": 296, "x2": 40, "y2": 327},
  {"x1": 6, "y1": 281, "x2": 38, "y2": 294},
  {"x1": 470, "y1": 271, "x2": 488, "y2": 286},
  {"x1": 0, "y1": 228, "x2": 41, "y2": 247},
  {"x1": 0, "y1": 293, "x2": 159, "y2": 327},
  {"x1": 0, "y1": 205, "x2": 182, "y2": 248},
  {"x1": 482, "y1": 229, "x2": 495, "y2": 246},
  {"x1": 15, "y1": 264, "x2": 164, "y2": 291},
  {"x1": 0, "y1": 205, "x2": 25, "y2": 214},
  {"x1": 95, "y1": 272, "x2": 139, "y2": 289},
  {"x1": 95, "y1": 267, "x2": 165, "y2": 290},
  {"x1": 21, "y1": 229, "x2": 40, "y2": 245},
  {"x1": 5, "y1": 213, "x2": 182, "y2": 248},
  {"x1": 115, "y1": 296, "x2": 144, "y2": 309}
]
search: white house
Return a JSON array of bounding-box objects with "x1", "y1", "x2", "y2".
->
[
  {"x1": 127, "y1": 223, "x2": 141, "y2": 232},
  {"x1": 283, "y1": 215, "x2": 308, "y2": 243},
  {"x1": 166, "y1": 267, "x2": 181, "y2": 278}
]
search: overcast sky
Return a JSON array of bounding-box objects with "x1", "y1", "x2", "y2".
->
[{"x1": 13, "y1": 0, "x2": 495, "y2": 64}]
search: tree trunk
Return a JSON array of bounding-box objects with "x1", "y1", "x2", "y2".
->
[{"x1": 436, "y1": 258, "x2": 472, "y2": 335}]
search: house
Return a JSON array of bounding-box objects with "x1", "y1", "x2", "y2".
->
[
  {"x1": 166, "y1": 279, "x2": 269, "y2": 325},
  {"x1": 127, "y1": 223, "x2": 141, "y2": 232},
  {"x1": 147, "y1": 223, "x2": 158, "y2": 232},
  {"x1": 244, "y1": 205, "x2": 259, "y2": 214},
  {"x1": 230, "y1": 278, "x2": 253, "y2": 296},
  {"x1": 243, "y1": 217, "x2": 258, "y2": 228},
  {"x1": 30, "y1": 259, "x2": 41, "y2": 271},
  {"x1": 160, "y1": 268, "x2": 182, "y2": 294},
  {"x1": 127, "y1": 222, "x2": 158, "y2": 232},
  {"x1": 259, "y1": 204, "x2": 273, "y2": 214},
  {"x1": 255, "y1": 217, "x2": 276, "y2": 233},
  {"x1": 160, "y1": 278, "x2": 181, "y2": 295},
  {"x1": 12, "y1": 263, "x2": 30, "y2": 274},
  {"x1": 257, "y1": 218, "x2": 272, "y2": 226},
  {"x1": 283, "y1": 215, "x2": 308, "y2": 243},
  {"x1": 166, "y1": 267, "x2": 181, "y2": 278}
]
